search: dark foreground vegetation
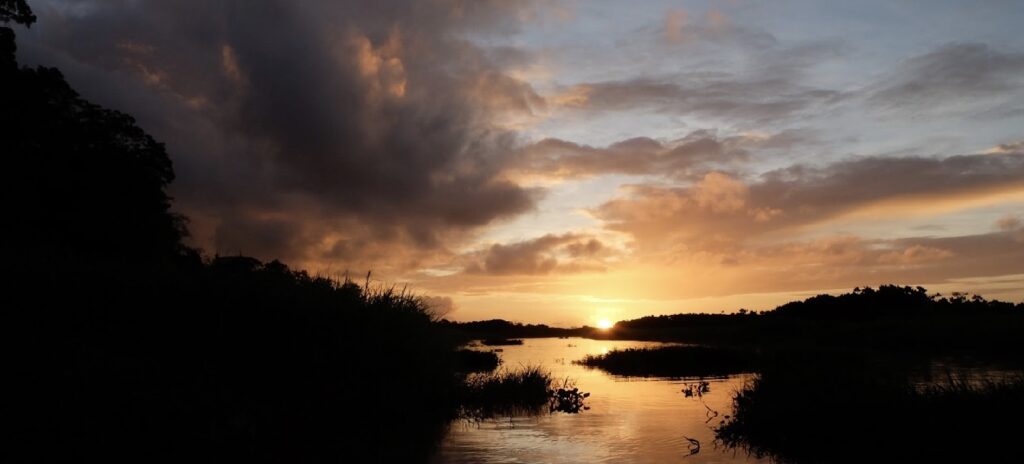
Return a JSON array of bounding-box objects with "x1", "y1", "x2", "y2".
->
[
  {"x1": 0, "y1": 8, "x2": 559, "y2": 462},
  {"x1": 596, "y1": 286, "x2": 1024, "y2": 462},
  {"x1": 457, "y1": 366, "x2": 555, "y2": 419},
  {"x1": 578, "y1": 345, "x2": 756, "y2": 378},
  {"x1": 456, "y1": 366, "x2": 590, "y2": 419},
  {"x1": 716, "y1": 360, "x2": 1024, "y2": 462}
]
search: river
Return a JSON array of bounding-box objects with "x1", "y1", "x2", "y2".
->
[{"x1": 433, "y1": 337, "x2": 767, "y2": 463}]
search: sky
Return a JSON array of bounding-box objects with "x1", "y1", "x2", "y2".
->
[{"x1": 13, "y1": 0, "x2": 1024, "y2": 326}]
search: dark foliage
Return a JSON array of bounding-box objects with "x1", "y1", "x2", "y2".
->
[
  {"x1": 577, "y1": 345, "x2": 756, "y2": 378},
  {"x1": 547, "y1": 379, "x2": 590, "y2": 414},
  {"x1": 613, "y1": 285, "x2": 1024, "y2": 361},
  {"x1": 2, "y1": 22, "x2": 190, "y2": 274},
  {"x1": 601, "y1": 287, "x2": 1024, "y2": 461},
  {"x1": 10, "y1": 255, "x2": 465, "y2": 462},
  {"x1": 2, "y1": 19, "x2": 471, "y2": 462},
  {"x1": 442, "y1": 319, "x2": 596, "y2": 340},
  {"x1": 455, "y1": 349, "x2": 502, "y2": 372},
  {"x1": 456, "y1": 366, "x2": 554, "y2": 419},
  {"x1": 0, "y1": 0, "x2": 35, "y2": 26},
  {"x1": 716, "y1": 355, "x2": 1024, "y2": 462}
]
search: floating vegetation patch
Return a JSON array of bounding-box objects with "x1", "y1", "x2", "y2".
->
[
  {"x1": 577, "y1": 345, "x2": 756, "y2": 378},
  {"x1": 481, "y1": 338, "x2": 525, "y2": 346},
  {"x1": 455, "y1": 349, "x2": 501, "y2": 373}
]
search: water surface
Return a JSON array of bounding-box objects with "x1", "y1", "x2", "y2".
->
[{"x1": 434, "y1": 337, "x2": 767, "y2": 463}]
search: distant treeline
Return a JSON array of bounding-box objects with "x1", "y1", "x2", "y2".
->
[
  {"x1": 606, "y1": 285, "x2": 1024, "y2": 360},
  {"x1": 447, "y1": 285, "x2": 1024, "y2": 359},
  {"x1": 621, "y1": 285, "x2": 1022, "y2": 328},
  {"x1": 440, "y1": 318, "x2": 599, "y2": 340}
]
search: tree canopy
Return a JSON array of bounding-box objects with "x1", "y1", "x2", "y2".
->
[
  {"x1": 2, "y1": 11, "x2": 189, "y2": 270},
  {"x1": 0, "y1": 0, "x2": 35, "y2": 26}
]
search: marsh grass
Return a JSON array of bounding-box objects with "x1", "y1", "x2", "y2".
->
[
  {"x1": 715, "y1": 363, "x2": 1024, "y2": 462},
  {"x1": 455, "y1": 349, "x2": 502, "y2": 372},
  {"x1": 576, "y1": 345, "x2": 756, "y2": 378},
  {"x1": 455, "y1": 365, "x2": 593, "y2": 420},
  {"x1": 457, "y1": 365, "x2": 554, "y2": 419}
]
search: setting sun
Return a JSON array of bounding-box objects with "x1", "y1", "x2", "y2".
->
[{"x1": 596, "y1": 319, "x2": 615, "y2": 330}]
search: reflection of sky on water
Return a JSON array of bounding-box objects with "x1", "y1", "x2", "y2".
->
[{"x1": 434, "y1": 338, "x2": 767, "y2": 464}]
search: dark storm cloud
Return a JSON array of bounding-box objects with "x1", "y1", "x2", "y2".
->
[
  {"x1": 868, "y1": 43, "x2": 1024, "y2": 111},
  {"x1": 17, "y1": 0, "x2": 547, "y2": 267}
]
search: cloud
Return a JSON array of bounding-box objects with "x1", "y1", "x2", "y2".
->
[
  {"x1": 544, "y1": 28, "x2": 849, "y2": 125},
  {"x1": 660, "y1": 8, "x2": 776, "y2": 49},
  {"x1": 593, "y1": 153, "x2": 1024, "y2": 259},
  {"x1": 868, "y1": 43, "x2": 1024, "y2": 112},
  {"x1": 729, "y1": 232, "x2": 1022, "y2": 293},
  {"x1": 420, "y1": 295, "x2": 456, "y2": 317},
  {"x1": 997, "y1": 215, "x2": 1022, "y2": 232},
  {"x1": 510, "y1": 129, "x2": 816, "y2": 181},
  {"x1": 463, "y1": 233, "x2": 612, "y2": 275},
  {"x1": 18, "y1": 0, "x2": 553, "y2": 271},
  {"x1": 985, "y1": 140, "x2": 1024, "y2": 155},
  {"x1": 877, "y1": 245, "x2": 954, "y2": 265},
  {"x1": 996, "y1": 214, "x2": 1024, "y2": 243},
  {"x1": 551, "y1": 76, "x2": 845, "y2": 124}
]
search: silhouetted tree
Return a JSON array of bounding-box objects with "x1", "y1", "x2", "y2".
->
[
  {"x1": 2, "y1": 18, "x2": 190, "y2": 272},
  {"x1": 0, "y1": 0, "x2": 35, "y2": 26}
]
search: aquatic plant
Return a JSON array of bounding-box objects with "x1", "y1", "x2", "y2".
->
[
  {"x1": 681, "y1": 380, "x2": 711, "y2": 398},
  {"x1": 548, "y1": 378, "x2": 590, "y2": 413}
]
